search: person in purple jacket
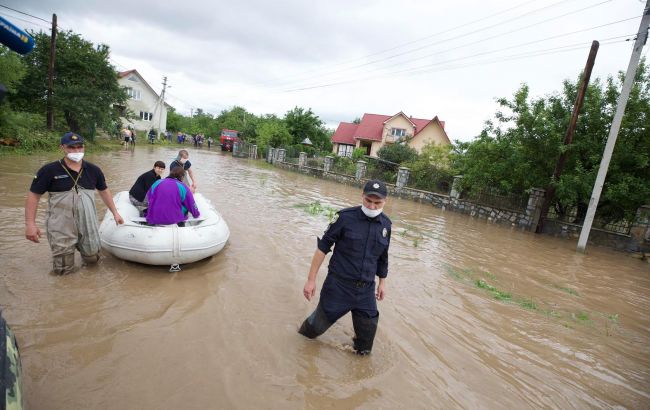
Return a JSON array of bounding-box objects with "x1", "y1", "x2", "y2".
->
[{"x1": 145, "y1": 166, "x2": 200, "y2": 226}]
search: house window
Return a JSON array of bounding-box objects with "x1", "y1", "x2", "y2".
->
[
  {"x1": 140, "y1": 111, "x2": 153, "y2": 121},
  {"x1": 126, "y1": 87, "x2": 141, "y2": 100},
  {"x1": 391, "y1": 128, "x2": 406, "y2": 138},
  {"x1": 337, "y1": 144, "x2": 354, "y2": 157},
  {"x1": 127, "y1": 75, "x2": 139, "y2": 82}
]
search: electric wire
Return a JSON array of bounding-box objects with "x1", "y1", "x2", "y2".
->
[
  {"x1": 282, "y1": 36, "x2": 631, "y2": 92},
  {"x1": 265, "y1": 0, "x2": 610, "y2": 88},
  {"x1": 281, "y1": 17, "x2": 639, "y2": 91},
  {"x1": 0, "y1": 4, "x2": 49, "y2": 23}
]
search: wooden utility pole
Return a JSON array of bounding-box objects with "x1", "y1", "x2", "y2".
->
[
  {"x1": 46, "y1": 13, "x2": 57, "y2": 130},
  {"x1": 577, "y1": 1, "x2": 650, "y2": 252},
  {"x1": 535, "y1": 41, "x2": 599, "y2": 233}
]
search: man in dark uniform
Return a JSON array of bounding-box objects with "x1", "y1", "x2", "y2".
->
[
  {"x1": 25, "y1": 132, "x2": 124, "y2": 274},
  {"x1": 299, "y1": 179, "x2": 391, "y2": 355}
]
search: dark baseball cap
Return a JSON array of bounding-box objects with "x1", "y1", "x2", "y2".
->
[
  {"x1": 363, "y1": 179, "x2": 388, "y2": 199},
  {"x1": 60, "y1": 132, "x2": 84, "y2": 146}
]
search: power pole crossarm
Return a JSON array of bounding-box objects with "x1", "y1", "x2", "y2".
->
[{"x1": 577, "y1": 0, "x2": 650, "y2": 253}]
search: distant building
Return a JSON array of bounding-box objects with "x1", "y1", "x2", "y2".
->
[
  {"x1": 331, "y1": 112, "x2": 450, "y2": 157},
  {"x1": 116, "y1": 69, "x2": 170, "y2": 134}
]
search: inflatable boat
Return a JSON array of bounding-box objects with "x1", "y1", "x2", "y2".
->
[
  {"x1": 1, "y1": 311, "x2": 24, "y2": 410},
  {"x1": 99, "y1": 191, "x2": 229, "y2": 268}
]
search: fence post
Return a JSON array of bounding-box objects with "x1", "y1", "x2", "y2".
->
[
  {"x1": 267, "y1": 147, "x2": 274, "y2": 163},
  {"x1": 299, "y1": 152, "x2": 307, "y2": 168},
  {"x1": 277, "y1": 148, "x2": 286, "y2": 164},
  {"x1": 450, "y1": 175, "x2": 463, "y2": 199},
  {"x1": 324, "y1": 156, "x2": 333, "y2": 173},
  {"x1": 629, "y1": 205, "x2": 650, "y2": 254},
  {"x1": 524, "y1": 188, "x2": 546, "y2": 231},
  {"x1": 397, "y1": 167, "x2": 410, "y2": 189},
  {"x1": 355, "y1": 160, "x2": 367, "y2": 181},
  {"x1": 233, "y1": 142, "x2": 239, "y2": 156},
  {"x1": 251, "y1": 145, "x2": 257, "y2": 160}
]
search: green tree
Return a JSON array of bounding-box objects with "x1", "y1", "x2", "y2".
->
[
  {"x1": 284, "y1": 106, "x2": 332, "y2": 151},
  {"x1": 377, "y1": 142, "x2": 417, "y2": 164},
  {"x1": 13, "y1": 30, "x2": 128, "y2": 139},
  {"x1": 256, "y1": 117, "x2": 292, "y2": 148},
  {"x1": 455, "y1": 62, "x2": 650, "y2": 223}
]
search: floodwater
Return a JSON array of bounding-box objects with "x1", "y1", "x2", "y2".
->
[{"x1": 0, "y1": 146, "x2": 648, "y2": 409}]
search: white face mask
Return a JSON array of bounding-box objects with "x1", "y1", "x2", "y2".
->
[
  {"x1": 66, "y1": 152, "x2": 84, "y2": 162},
  {"x1": 180, "y1": 158, "x2": 188, "y2": 164},
  {"x1": 361, "y1": 205, "x2": 383, "y2": 218}
]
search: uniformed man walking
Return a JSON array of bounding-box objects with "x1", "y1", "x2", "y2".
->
[
  {"x1": 299, "y1": 179, "x2": 392, "y2": 355},
  {"x1": 24, "y1": 132, "x2": 124, "y2": 274}
]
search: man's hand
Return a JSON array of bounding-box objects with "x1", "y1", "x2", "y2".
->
[
  {"x1": 191, "y1": 184, "x2": 197, "y2": 193},
  {"x1": 303, "y1": 279, "x2": 316, "y2": 301},
  {"x1": 376, "y1": 281, "x2": 386, "y2": 301},
  {"x1": 113, "y1": 212, "x2": 124, "y2": 225},
  {"x1": 25, "y1": 225, "x2": 42, "y2": 243}
]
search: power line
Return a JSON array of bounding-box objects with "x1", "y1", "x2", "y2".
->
[
  {"x1": 265, "y1": 0, "x2": 609, "y2": 88},
  {"x1": 283, "y1": 16, "x2": 640, "y2": 91},
  {"x1": 257, "y1": 0, "x2": 544, "y2": 86},
  {"x1": 0, "y1": 11, "x2": 50, "y2": 30},
  {"x1": 282, "y1": 37, "x2": 630, "y2": 92},
  {"x1": 0, "y1": 3, "x2": 49, "y2": 23}
]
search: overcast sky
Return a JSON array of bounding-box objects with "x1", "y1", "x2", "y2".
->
[{"x1": 2, "y1": 0, "x2": 647, "y2": 141}]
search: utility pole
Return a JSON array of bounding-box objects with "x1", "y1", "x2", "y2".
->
[
  {"x1": 577, "y1": 0, "x2": 650, "y2": 253},
  {"x1": 536, "y1": 41, "x2": 599, "y2": 233},
  {"x1": 157, "y1": 76, "x2": 168, "y2": 136},
  {"x1": 46, "y1": 13, "x2": 57, "y2": 130}
]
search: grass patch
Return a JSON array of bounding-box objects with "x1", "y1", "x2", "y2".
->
[
  {"x1": 475, "y1": 279, "x2": 512, "y2": 301},
  {"x1": 554, "y1": 285, "x2": 579, "y2": 296},
  {"x1": 517, "y1": 298, "x2": 538, "y2": 311},
  {"x1": 295, "y1": 201, "x2": 338, "y2": 222}
]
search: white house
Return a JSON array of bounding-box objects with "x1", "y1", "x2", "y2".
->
[{"x1": 117, "y1": 69, "x2": 170, "y2": 135}]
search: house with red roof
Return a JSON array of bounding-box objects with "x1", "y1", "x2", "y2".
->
[
  {"x1": 117, "y1": 69, "x2": 171, "y2": 134},
  {"x1": 331, "y1": 112, "x2": 450, "y2": 158}
]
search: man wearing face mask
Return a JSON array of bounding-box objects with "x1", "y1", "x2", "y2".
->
[
  {"x1": 24, "y1": 132, "x2": 124, "y2": 275},
  {"x1": 128, "y1": 160, "x2": 166, "y2": 213},
  {"x1": 169, "y1": 149, "x2": 197, "y2": 193},
  {"x1": 299, "y1": 179, "x2": 391, "y2": 355}
]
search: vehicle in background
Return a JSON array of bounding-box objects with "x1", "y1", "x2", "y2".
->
[{"x1": 220, "y1": 129, "x2": 240, "y2": 152}]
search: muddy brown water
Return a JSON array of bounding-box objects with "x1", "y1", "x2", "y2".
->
[{"x1": 0, "y1": 146, "x2": 648, "y2": 409}]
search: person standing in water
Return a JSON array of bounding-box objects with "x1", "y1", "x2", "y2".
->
[{"x1": 25, "y1": 132, "x2": 124, "y2": 274}]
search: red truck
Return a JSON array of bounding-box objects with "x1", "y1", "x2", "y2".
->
[{"x1": 220, "y1": 129, "x2": 240, "y2": 151}]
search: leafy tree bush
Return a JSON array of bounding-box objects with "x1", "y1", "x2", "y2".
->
[
  {"x1": 13, "y1": 30, "x2": 128, "y2": 139},
  {"x1": 377, "y1": 143, "x2": 417, "y2": 164}
]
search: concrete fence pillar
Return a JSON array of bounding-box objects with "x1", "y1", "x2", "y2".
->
[
  {"x1": 524, "y1": 187, "x2": 546, "y2": 231},
  {"x1": 324, "y1": 156, "x2": 333, "y2": 173},
  {"x1": 251, "y1": 145, "x2": 258, "y2": 160},
  {"x1": 355, "y1": 160, "x2": 367, "y2": 181},
  {"x1": 277, "y1": 148, "x2": 286, "y2": 164},
  {"x1": 397, "y1": 167, "x2": 410, "y2": 189},
  {"x1": 267, "y1": 147, "x2": 275, "y2": 163},
  {"x1": 299, "y1": 152, "x2": 307, "y2": 168},
  {"x1": 629, "y1": 205, "x2": 650, "y2": 254},
  {"x1": 450, "y1": 175, "x2": 463, "y2": 199}
]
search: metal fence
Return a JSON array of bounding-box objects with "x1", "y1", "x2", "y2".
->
[
  {"x1": 364, "y1": 156, "x2": 398, "y2": 184},
  {"x1": 462, "y1": 189, "x2": 529, "y2": 212},
  {"x1": 233, "y1": 141, "x2": 257, "y2": 159},
  {"x1": 546, "y1": 205, "x2": 633, "y2": 235}
]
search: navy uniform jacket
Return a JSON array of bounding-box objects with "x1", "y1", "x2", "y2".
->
[{"x1": 317, "y1": 206, "x2": 391, "y2": 283}]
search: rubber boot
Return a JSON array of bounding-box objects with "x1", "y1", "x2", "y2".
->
[
  {"x1": 53, "y1": 253, "x2": 75, "y2": 275},
  {"x1": 352, "y1": 311, "x2": 379, "y2": 355},
  {"x1": 298, "y1": 303, "x2": 333, "y2": 339},
  {"x1": 81, "y1": 253, "x2": 100, "y2": 265}
]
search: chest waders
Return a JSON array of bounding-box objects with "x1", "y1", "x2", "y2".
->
[{"x1": 46, "y1": 165, "x2": 101, "y2": 274}]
